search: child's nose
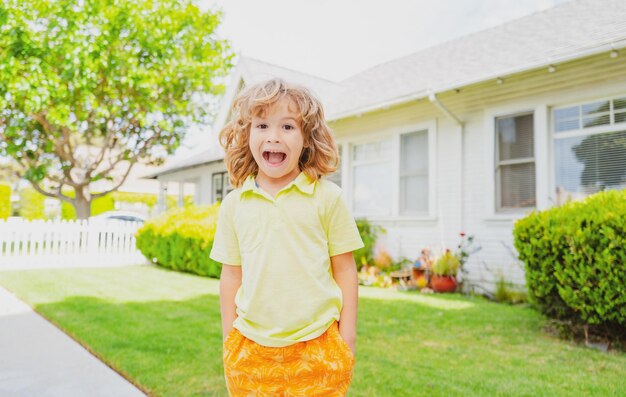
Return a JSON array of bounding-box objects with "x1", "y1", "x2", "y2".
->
[{"x1": 266, "y1": 127, "x2": 280, "y2": 142}]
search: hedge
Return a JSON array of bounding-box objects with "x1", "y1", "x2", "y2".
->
[
  {"x1": 18, "y1": 187, "x2": 46, "y2": 219},
  {"x1": 135, "y1": 203, "x2": 222, "y2": 278},
  {"x1": 0, "y1": 184, "x2": 11, "y2": 219},
  {"x1": 111, "y1": 191, "x2": 158, "y2": 208},
  {"x1": 513, "y1": 189, "x2": 626, "y2": 344}
]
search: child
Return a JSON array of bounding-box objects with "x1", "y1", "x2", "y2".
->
[{"x1": 210, "y1": 78, "x2": 364, "y2": 396}]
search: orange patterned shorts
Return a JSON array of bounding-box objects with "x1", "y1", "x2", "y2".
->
[{"x1": 222, "y1": 321, "x2": 356, "y2": 397}]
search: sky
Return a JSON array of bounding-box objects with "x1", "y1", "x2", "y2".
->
[{"x1": 201, "y1": 0, "x2": 571, "y2": 82}]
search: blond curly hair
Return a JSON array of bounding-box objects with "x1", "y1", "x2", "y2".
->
[{"x1": 218, "y1": 78, "x2": 339, "y2": 188}]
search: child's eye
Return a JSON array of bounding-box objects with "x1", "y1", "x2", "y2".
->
[
  {"x1": 284, "y1": 124, "x2": 295, "y2": 130},
  {"x1": 256, "y1": 123, "x2": 268, "y2": 129}
]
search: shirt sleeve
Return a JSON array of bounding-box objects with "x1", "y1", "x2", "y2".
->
[
  {"x1": 326, "y1": 192, "x2": 365, "y2": 257},
  {"x1": 209, "y1": 193, "x2": 242, "y2": 265}
]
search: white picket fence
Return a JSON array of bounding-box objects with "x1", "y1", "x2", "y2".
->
[{"x1": 0, "y1": 218, "x2": 149, "y2": 270}]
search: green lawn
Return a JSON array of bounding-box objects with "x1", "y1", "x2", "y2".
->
[{"x1": 0, "y1": 266, "x2": 624, "y2": 397}]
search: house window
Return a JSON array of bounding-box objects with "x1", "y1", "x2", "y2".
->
[
  {"x1": 352, "y1": 138, "x2": 393, "y2": 215},
  {"x1": 212, "y1": 172, "x2": 231, "y2": 203},
  {"x1": 553, "y1": 95, "x2": 626, "y2": 204},
  {"x1": 326, "y1": 144, "x2": 342, "y2": 187},
  {"x1": 400, "y1": 130, "x2": 428, "y2": 214},
  {"x1": 495, "y1": 112, "x2": 536, "y2": 212}
]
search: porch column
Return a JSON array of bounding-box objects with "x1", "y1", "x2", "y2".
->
[
  {"x1": 178, "y1": 181, "x2": 185, "y2": 207},
  {"x1": 157, "y1": 180, "x2": 168, "y2": 214}
]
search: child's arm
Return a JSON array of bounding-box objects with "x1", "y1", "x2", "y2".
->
[
  {"x1": 220, "y1": 263, "x2": 242, "y2": 342},
  {"x1": 331, "y1": 251, "x2": 358, "y2": 355}
]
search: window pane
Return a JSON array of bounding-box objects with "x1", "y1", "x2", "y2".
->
[
  {"x1": 352, "y1": 142, "x2": 374, "y2": 161},
  {"x1": 582, "y1": 100, "x2": 610, "y2": 115},
  {"x1": 614, "y1": 97, "x2": 626, "y2": 110},
  {"x1": 555, "y1": 130, "x2": 626, "y2": 204},
  {"x1": 554, "y1": 106, "x2": 580, "y2": 133},
  {"x1": 615, "y1": 111, "x2": 626, "y2": 124},
  {"x1": 327, "y1": 145, "x2": 342, "y2": 186},
  {"x1": 555, "y1": 119, "x2": 580, "y2": 132},
  {"x1": 497, "y1": 114, "x2": 534, "y2": 161},
  {"x1": 212, "y1": 173, "x2": 223, "y2": 202},
  {"x1": 583, "y1": 114, "x2": 610, "y2": 128},
  {"x1": 555, "y1": 106, "x2": 579, "y2": 119},
  {"x1": 353, "y1": 162, "x2": 392, "y2": 215},
  {"x1": 352, "y1": 139, "x2": 392, "y2": 162},
  {"x1": 400, "y1": 131, "x2": 428, "y2": 215},
  {"x1": 400, "y1": 175, "x2": 428, "y2": 214},
  {"x1": 498, "y1": 163, "x2": 536, "y2": 209},
  {"x1": 401, "y1": 130, "x2": 428, "y2": 174}
]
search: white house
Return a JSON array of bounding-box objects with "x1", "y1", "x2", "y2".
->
[{"x1": 143, "y1": 0, "x2": 626, "y2": 291}]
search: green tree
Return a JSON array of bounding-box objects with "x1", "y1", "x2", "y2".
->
[{"x1": 0, "y1": 0, "x2": 232, "y2": 219}]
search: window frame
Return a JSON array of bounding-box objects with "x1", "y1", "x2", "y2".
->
[
  {"x1": 343, "y1": 120, "x2": 437, "y2": 221},
  {"x1": 551, "y1": 93, "x2": 626, "y2": 204},
  {"x1": 494, "y1": 111, "x2": 537, "y2": 213},
  {"x1": 211, "y1": 171, "x2": 231, "y2": 203},
  {"x1": 399, "y1": 129, "x2": 430, "y2": 216},
  {"x1": 350, "y1": 135, "x2": 394, "y2": 217}
]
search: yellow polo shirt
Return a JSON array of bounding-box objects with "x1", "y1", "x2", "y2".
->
[{"x1": 210, "y1": 172, "x2": 364, "y2": 347}]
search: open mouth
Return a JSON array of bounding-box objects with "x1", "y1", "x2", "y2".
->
[{"x1": 262, "y1": 150, "x2": 287, "y2": 167}]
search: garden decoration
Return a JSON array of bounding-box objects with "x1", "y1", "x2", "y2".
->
[
  {"x1": 412, "y1": 248, "x2": 431, "y2": 287},
  {"x1": 430, "y1": 249, "x2": 460, "y2": 292}
]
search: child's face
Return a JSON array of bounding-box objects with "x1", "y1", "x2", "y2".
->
[{"x1": 249, "y1": 98, "x2": 305, "y2": 183}]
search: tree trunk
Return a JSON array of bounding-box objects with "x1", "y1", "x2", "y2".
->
[{"x1": 74, "y1": 186, "x2": 91, "y2": 220}]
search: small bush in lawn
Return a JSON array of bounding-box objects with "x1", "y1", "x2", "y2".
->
[
  {"x1": 513, "y1": 189, "x2": 626, "y2": 347},
  {"x1": 494, "y1": 276, "x2": 527, "y2": 305},
  {"x1": 136, "y1": 203, "x2": 222, "y2": 278}
]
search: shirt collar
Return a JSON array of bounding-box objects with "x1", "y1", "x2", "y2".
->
[{"x1": 241, "y1": 172, "x2": 315, "y2": 195}]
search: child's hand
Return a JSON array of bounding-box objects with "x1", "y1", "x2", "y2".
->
[{"x1": 339, "y1": 329, "x2": 356, "y2": 356}]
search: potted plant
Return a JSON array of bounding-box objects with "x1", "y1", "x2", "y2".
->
[{"x1": 430, "y1": 249, "x2": 460, "y2": 292}]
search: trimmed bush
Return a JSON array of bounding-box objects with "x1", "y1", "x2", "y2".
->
[
  {"x1": 0, "y1": 184, "x2": 11, "y2": 219},
  {"x1": 135, "y1": 203, "x2": 221, "y2": 278},
  {"x1": 513, "y1": 189, "x2": 626, "y2": 344}
]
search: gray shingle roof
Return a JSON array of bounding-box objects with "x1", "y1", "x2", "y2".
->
[{"x1": 330, "y1": 0, "x2": 626, "y2": 118}]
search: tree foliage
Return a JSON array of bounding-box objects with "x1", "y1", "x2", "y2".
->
[{"x1": 0, "y1": 0, "x2": 232, "y2": 218}]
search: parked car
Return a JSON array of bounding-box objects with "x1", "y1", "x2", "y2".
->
[{"x1": 89, "y1": 210, "x2": 146, "y2": 224}]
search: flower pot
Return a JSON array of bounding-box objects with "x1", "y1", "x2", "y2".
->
[
  {"x1": 412, "y1": 267, "x2": 425, "y2": 281},
  {"x1": 430, "y1": 275, "x2": 457, "y2": 293}
]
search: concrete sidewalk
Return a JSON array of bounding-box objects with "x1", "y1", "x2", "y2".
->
[{"x1": 0, "y1": 286, "x2": 146, "y2": 397}]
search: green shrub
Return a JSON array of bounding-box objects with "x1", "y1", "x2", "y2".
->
[
  {"x1": 513, "y1": 189, "x2": 626, "y2": 343},
  {"x1": 19, "y1": 187, "x2": 46, "y2": 219},
  {"x1": 135, "y1": 203, "x2": 221, "y2": 277},
  {"x1": 0, "y1": 184, "x2": 11, "y2": 219},
  {"x1": 354, "y1": 218, "x2": 386, "y2": 271},
  {"x1": 110, "y1": 191, "x2": 193, "y2": 212}
]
